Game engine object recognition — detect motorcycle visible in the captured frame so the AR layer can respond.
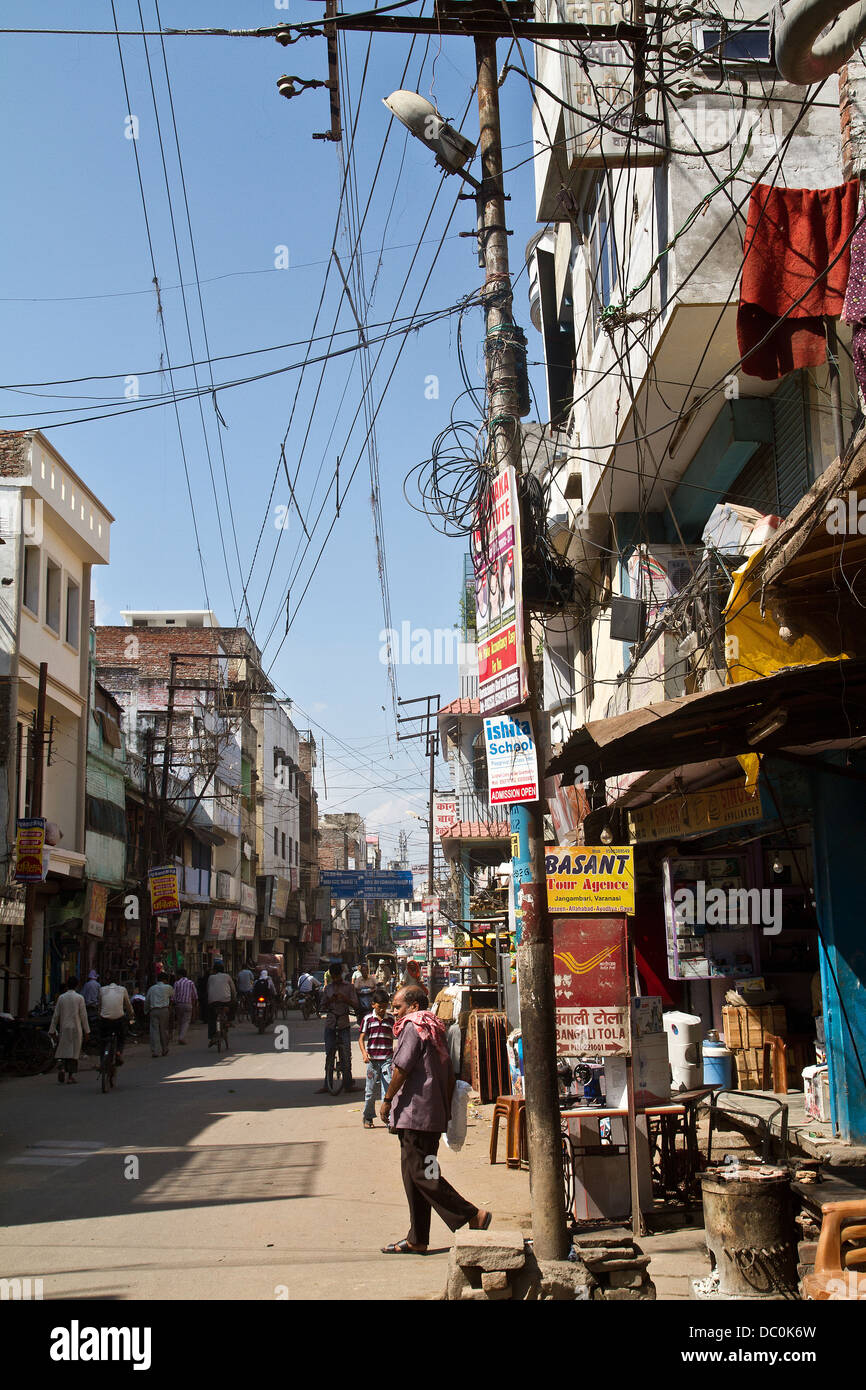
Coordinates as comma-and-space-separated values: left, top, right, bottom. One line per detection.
252, 989, 275, 1033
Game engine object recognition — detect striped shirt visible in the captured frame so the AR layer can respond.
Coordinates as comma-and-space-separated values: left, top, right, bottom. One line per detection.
174, 977, 197, 1007
360, 1011, 394, 1061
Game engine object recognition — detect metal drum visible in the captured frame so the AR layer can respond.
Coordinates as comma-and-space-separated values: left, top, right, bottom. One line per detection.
699, 1169, 798, 1299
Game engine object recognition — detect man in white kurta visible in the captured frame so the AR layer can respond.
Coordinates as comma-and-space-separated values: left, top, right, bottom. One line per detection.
50, 977, 90, 1083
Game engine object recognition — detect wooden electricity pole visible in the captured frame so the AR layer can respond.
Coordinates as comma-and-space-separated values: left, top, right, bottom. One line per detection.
19, 660, 48, 1016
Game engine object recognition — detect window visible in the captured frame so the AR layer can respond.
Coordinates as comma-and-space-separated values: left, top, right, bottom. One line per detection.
584, 176, 619, 339
701, 25, 770, 63
274, 826, 279, 857
295, 840, 299, 866
472, 731, 488, 795
281, 832, 286, 860
23, 546, 40, 614
65, 578, 80, 647
45, 558, 61, 633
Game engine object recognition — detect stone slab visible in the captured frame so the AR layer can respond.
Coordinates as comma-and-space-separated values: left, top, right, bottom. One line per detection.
453, 1228, 526, 1271
598, 1285, 657, 1301
585, 1253, 651, 1273
608, 1269, 649, 1289
481, 1270, 510, 1292
572, 1228, 635, 1249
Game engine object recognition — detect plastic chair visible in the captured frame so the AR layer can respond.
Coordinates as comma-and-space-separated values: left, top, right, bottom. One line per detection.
802, 1199, 866, 1300
489, 1096, 527, 1168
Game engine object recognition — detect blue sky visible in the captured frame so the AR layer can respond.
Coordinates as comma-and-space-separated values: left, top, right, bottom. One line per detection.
0, 1, 543, 860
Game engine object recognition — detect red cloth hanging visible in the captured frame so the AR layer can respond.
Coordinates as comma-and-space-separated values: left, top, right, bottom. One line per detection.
737, 180, 859, 380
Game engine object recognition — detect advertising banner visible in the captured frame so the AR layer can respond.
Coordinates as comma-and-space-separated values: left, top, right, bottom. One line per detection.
189, 908, 201, 937
14, 818, 48, 883
272, 877, 290, 917
473, 464, 528, 716
546, 846, 635, 915
85, 882, 109, 938
148, 865, 181, 915
483, 713, 538, 805
236, 912, 256, 941
553, 916, 630, 1055
433, 793, 458, 837
207, 908, 238, 940
628, 778, 763, 843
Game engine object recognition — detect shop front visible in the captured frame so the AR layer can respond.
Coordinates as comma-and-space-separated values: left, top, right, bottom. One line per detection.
548, 658, 866, 1143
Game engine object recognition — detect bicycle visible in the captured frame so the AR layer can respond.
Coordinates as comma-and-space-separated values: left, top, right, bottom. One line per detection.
214, 1006, 230, 1054
325, 1025, 351, 1095
98, 1030, 118, 1093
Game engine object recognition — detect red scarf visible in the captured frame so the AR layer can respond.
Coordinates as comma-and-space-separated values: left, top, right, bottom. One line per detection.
394, 1009, 450, 1063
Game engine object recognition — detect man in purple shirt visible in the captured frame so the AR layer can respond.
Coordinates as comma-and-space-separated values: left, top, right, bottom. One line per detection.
379, 985, 491, 1254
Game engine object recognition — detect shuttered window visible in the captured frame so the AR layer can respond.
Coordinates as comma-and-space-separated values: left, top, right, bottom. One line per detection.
725, 372, 812, 518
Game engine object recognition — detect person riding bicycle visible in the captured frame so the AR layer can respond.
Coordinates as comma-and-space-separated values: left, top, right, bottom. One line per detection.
237, 964, 254, 1015
97, 977, 135, 1065
297, 970, 320, 1009
315, 964, 359, 1094
206, 962, 237, 1047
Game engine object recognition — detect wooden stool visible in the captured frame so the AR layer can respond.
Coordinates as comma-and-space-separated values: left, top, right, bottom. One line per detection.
490, 1096, 527, 1168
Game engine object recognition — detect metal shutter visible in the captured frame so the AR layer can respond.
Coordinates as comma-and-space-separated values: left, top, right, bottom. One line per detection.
771, 372, 811, 516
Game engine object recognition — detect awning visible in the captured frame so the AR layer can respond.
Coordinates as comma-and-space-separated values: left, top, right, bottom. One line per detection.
547, 657, 866, 782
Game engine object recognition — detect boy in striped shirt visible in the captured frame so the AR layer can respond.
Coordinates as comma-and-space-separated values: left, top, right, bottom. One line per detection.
359, 990, 394, 1128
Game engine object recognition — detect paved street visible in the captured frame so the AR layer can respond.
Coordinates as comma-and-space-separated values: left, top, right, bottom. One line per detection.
0, 1015, 521, 1302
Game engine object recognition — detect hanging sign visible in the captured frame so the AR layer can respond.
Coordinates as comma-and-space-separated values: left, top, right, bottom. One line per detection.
148, 865, 181, 915
628, 778, 763, 843
14, 818, 49, 883
546, 846, 635, 915
434, 793, 458, 837
483, 713, 538, 805
86, 882, 109, 938
553, 916, 630, 1055
474, 464, 528, 716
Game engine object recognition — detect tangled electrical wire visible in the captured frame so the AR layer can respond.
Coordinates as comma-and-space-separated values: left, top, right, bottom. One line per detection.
403, 409, 492, 538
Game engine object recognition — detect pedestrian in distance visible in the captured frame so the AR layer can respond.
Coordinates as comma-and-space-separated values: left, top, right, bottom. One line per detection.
379, 985, 491, 1255
206, 961, 236, 1046
145, 976, 174, 1057
50, 977, 89, 1084
315, 963, 359, 1093
172, 968, 197, 1044
359, 988, 394, 1128
80, 969, 100, 1018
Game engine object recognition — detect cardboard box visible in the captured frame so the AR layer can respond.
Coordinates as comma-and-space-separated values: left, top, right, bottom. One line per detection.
723, 1004, 786, 1050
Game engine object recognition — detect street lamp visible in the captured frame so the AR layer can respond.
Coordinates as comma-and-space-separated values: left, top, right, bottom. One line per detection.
382, 90, 479, 185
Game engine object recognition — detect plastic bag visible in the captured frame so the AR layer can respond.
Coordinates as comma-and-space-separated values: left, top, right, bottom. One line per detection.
443, 1079, 471, 1152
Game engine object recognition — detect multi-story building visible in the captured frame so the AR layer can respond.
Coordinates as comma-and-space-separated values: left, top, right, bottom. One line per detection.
253, 696, 301, 975
318, 811, 367, 964
0, 430, 112, 1010
95, 612, 271, 978
525, 11, 866, 1137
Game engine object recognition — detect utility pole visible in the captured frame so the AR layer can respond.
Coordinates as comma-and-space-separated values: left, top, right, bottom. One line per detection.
18, 661, 48, 1016
473, 33, 569, 1262
396, 693, 440, 994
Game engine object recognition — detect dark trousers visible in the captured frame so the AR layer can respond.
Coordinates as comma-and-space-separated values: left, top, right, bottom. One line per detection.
398, 1129, 477, 1246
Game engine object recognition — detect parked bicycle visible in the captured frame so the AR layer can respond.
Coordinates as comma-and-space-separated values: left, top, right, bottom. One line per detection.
0, 1015, 55, 1076
98, 1028, 119, 1093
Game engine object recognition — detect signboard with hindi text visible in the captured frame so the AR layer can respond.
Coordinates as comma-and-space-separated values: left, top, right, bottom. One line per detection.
546, 846, 635, 915
148, 865, 181, 915
553, 916, 630, 1056
14, 818, 48, 883
628, 778, 763, 843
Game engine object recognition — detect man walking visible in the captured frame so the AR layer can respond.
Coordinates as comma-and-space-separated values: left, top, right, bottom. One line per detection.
172, 968, 197, 1044
379, 985, 490, 1255
145, 975, 174, 1057
50, 976, 90, 1084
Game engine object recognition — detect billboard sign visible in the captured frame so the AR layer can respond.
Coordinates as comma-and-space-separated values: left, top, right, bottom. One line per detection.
546, 846, 635, 915
473, 464, 528, 715
14, 818, 48, 883
483, 713, 538, 805
434, 793, 458, 837
319, 869, 413, 899
148, 865, 181, 915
